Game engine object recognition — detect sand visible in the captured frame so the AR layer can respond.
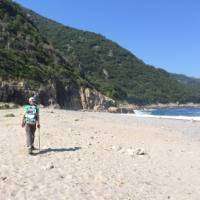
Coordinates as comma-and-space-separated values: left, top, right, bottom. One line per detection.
0, 108, 200, 200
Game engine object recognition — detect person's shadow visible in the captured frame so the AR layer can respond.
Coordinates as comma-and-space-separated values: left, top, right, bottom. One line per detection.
33, 147, 81, 155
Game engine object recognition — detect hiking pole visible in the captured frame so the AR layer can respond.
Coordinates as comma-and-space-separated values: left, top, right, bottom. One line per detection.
38, 127, 41, 152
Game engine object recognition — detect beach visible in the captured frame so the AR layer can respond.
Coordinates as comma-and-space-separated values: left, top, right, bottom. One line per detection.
0, 108, 200, 200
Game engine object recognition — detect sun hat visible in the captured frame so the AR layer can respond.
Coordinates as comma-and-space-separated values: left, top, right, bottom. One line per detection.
29, 97, 35, 102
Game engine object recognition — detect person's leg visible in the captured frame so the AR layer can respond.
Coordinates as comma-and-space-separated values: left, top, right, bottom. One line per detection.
30, 125, 36, 150
25, 124, 32, 154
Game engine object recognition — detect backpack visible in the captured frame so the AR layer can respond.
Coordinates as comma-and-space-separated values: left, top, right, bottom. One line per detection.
24, 105, 39, 125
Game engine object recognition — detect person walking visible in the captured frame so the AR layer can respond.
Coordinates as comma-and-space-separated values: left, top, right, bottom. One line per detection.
21, 97, 40, 154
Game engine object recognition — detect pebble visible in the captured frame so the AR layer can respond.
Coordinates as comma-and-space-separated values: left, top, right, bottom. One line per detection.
1, 176, 7, 181
66, 175, 73, 180
4, 113, 15, 117
111, 145, 117, 150
135, 148, 146, 155
126, 148, 134, 156
116, 146, 122, 151
118, 148, 126, 153
68, 128, 73, 132
112, 145, 123, 151
111, 146, 147, 156
126, 147, 147, 156
59, 175, 64, 179
42, 162, 54, 170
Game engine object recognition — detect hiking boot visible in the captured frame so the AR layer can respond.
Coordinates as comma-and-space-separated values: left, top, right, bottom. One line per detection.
31, 146, 36, 150
27, 147, 33, 155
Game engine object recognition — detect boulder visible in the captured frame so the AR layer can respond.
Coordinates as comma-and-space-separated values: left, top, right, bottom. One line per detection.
120, 107, 135, 113
79, 87, 115, 110
108, 107, 121, 113
108, 107, 135, 113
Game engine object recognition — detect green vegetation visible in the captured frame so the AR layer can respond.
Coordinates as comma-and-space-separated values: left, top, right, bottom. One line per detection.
0, 0, 83, 88
171, 74, 200, 92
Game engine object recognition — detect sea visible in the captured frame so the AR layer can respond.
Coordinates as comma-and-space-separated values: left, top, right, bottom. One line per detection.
134, 107, 200, 121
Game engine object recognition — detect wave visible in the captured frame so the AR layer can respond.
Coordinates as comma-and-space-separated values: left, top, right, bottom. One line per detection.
134, 110, 200, 121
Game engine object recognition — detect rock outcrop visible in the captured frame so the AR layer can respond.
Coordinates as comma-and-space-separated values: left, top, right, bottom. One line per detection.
0, 80, 33, 105
80, 87, 115, 110
108, 106, 135, 114
0, 79, 115, 110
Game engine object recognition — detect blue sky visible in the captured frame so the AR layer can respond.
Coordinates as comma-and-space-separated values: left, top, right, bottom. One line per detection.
15, 0, 200, 77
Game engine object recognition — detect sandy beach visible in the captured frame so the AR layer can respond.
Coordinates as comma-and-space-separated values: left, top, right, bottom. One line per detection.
0, 108, 200, 200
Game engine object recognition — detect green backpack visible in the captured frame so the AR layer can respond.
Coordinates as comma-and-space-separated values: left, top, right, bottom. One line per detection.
24, 105, 39, 125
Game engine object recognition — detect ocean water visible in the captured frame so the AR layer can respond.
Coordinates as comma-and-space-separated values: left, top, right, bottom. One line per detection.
134, 107, 200, 121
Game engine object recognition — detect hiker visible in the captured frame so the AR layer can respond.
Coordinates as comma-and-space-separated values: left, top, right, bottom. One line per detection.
21, 97, 40, 154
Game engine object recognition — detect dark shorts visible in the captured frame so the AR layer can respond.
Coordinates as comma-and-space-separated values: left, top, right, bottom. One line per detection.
25, 124, 36, 147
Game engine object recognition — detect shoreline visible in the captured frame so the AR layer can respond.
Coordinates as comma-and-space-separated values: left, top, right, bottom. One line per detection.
1, 102, 200, 121
133, 112, 200, 121
135, 103, 200, 110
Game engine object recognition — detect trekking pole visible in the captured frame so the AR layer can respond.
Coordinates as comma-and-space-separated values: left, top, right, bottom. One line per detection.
38, 127, 41, 152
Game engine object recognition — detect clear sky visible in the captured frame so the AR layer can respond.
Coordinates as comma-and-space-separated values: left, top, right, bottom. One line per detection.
15, 0, 200, 78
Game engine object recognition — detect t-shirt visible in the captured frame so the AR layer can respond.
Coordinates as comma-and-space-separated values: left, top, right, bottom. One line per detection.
24, 104, 39, 124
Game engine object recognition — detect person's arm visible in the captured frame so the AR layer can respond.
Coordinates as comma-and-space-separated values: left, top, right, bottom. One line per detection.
21, 113, 25, 127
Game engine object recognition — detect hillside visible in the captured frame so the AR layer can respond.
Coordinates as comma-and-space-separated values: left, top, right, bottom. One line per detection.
24, 8, 200, 104
171, 74, 200, 92
0, 0, 80, 83
0, 0, 114, 109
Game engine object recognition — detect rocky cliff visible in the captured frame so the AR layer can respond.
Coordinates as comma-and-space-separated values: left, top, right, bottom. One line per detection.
0, 79, 115, 110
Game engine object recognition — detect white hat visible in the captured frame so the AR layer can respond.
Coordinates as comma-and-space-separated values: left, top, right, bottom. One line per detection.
29, 97, 35, 102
